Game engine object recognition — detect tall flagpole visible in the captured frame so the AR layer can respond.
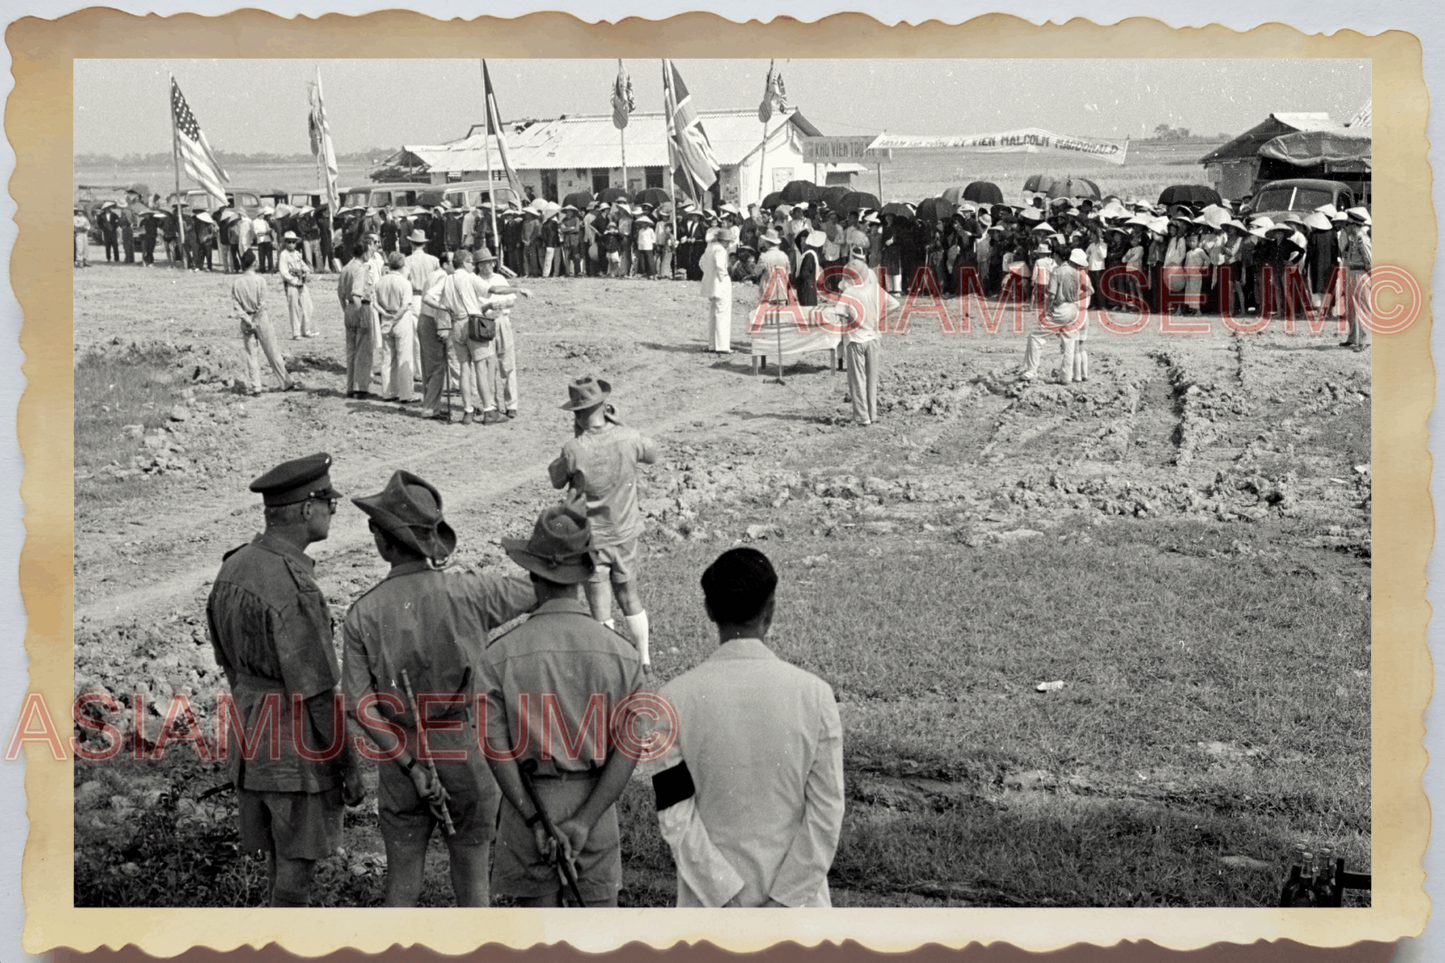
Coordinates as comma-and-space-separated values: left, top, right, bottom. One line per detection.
661, 60, 680, 249
620, 123, 628, 196
168, 74, 187, 270
757, 116, 770, 209
757, 59, 774, 207
482, 61, 500, 253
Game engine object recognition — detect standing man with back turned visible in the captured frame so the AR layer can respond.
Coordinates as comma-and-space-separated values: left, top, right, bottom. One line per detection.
642, 547, 844, 907
207, 453, 364, 907
548, 376, 660, 669
341, 470, 537, 907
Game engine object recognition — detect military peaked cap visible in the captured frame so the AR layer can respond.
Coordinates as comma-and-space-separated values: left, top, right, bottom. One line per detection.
249, 452, 339, 507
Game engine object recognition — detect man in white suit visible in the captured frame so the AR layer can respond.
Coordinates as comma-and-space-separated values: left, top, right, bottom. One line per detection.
699, 226, 734, 354
643, 548, 844, 907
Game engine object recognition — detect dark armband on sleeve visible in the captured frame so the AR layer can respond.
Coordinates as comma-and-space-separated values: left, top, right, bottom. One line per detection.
652, 761, 696, 812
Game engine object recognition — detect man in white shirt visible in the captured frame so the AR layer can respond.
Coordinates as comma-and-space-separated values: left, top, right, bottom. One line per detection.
821, 245, 898, 426
441, 248, 513, 426
643, 548, 844, 907
474, 249, 531, 418
699, 227, 733, 354
277, 231, 315, 339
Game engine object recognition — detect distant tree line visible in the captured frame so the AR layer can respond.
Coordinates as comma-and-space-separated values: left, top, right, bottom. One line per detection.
75, 149, 390, 167
1138, 124, 1230, 145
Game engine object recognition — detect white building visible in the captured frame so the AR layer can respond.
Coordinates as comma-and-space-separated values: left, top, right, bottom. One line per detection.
375, 108, 864, 210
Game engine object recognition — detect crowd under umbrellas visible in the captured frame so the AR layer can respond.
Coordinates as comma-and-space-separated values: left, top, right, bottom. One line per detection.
75, 166, 1373, 420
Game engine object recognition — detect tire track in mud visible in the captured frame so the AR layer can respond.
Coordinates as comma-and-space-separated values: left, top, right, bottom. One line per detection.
76, 343, 789, 627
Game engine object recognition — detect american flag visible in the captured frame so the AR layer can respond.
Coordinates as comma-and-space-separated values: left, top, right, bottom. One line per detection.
170, 77, 229, 205
611, 59, 634, 130
308, 67, 340, 214
663, 60, 719, 199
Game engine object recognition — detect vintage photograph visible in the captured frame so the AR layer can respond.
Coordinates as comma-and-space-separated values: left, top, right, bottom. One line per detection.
70, 56, 1373, 911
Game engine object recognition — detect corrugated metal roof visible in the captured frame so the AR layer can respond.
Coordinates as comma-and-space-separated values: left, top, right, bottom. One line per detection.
1199, 113, 1335, 164
399, 109, 822, 173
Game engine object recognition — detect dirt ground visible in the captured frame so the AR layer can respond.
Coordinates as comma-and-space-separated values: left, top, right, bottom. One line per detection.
72, 260, 1371, 907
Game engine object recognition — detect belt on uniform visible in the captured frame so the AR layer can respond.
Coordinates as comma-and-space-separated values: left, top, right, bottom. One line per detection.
531, 768, 602, 782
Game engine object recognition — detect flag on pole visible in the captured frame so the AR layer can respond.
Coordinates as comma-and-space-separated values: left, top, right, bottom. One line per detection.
611, 59, 635, 130
663, 59, 719, 197
483, 60, 523, 198
758, 59, 788, 124
307, 67, 340, 214
170, 77, 230, 205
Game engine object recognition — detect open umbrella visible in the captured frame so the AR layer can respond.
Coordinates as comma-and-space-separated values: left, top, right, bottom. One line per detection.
819, 185, 852, 210
1157, 184, 1222, 208
562, 190, 593, 210
598, 187, 630, 205
837, 191, 881, 215
761, 191, 784, 210
881, 202, 914, 219
1022, 173, 1059, 195
779, 179, 820, 204
1045, 176, 1102, 200
634, 188, 672, 208
914, 197, 957, 222
962, 181, 1004, 205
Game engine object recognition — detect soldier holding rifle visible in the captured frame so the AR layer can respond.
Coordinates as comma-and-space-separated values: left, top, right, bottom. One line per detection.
341, 470, 536, 907
480, 500, 647, 907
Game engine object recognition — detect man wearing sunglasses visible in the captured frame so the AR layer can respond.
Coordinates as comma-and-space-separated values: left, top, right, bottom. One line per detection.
206, 452, 365, 907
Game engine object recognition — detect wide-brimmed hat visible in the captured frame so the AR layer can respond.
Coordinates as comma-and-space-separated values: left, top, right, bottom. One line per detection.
805, 230, 826, 248
1304, 211, 1333, 232
560, 375, 611, 412
636, 215, 654, 226
352, 470, 457, 563
407, 228, 428, 243
195, 211, 215, 224
502, 499, 594, 584
1345, 206, 1371, 225
759, 230, 782, 246
1068, 248, 1088, 268
281, 230, 299, 241
475, 247, 497, 263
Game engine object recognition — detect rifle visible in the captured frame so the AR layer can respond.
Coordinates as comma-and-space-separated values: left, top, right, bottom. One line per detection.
400, 669, 455, 836
518, 759, 586, 906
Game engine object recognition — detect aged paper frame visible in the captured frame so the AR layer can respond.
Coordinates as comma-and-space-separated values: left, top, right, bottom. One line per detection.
11, 9, 1431, 956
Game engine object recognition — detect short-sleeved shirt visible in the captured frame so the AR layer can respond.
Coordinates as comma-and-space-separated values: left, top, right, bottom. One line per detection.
405, 249, 440, 294
341, 560, 535, 759
548, 423, 659, 545
231, 273, 266, 319
207, 533, 341, 794
757, 249, 791, 302
373, 272, 413, 323
478, 597, 646, 777
336, 257, 371, 304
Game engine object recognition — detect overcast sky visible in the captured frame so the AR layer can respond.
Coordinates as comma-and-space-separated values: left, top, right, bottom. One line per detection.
74, 59, 1370, 157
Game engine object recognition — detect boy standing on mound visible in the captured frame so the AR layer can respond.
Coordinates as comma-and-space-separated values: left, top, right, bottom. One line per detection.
548, 376, 660, 670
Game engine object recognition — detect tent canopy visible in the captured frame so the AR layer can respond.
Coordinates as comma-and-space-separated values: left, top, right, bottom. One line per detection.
1258, 126, 1372, 172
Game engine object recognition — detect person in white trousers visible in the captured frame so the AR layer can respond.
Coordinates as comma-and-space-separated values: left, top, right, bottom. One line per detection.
699, 227, 733, 354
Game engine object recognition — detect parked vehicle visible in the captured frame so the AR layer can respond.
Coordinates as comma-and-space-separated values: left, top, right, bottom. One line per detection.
174, 188, 267, 219
416, 180, 520, 211
1248, 178, 1359, 221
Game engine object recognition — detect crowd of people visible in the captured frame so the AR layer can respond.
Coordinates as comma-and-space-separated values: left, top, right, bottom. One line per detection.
206, 374, 843, 909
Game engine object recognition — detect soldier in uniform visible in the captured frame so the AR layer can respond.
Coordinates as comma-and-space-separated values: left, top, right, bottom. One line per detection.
206, 453, 364, 907
480, 500, 646, 907
341, 470, 536, 906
